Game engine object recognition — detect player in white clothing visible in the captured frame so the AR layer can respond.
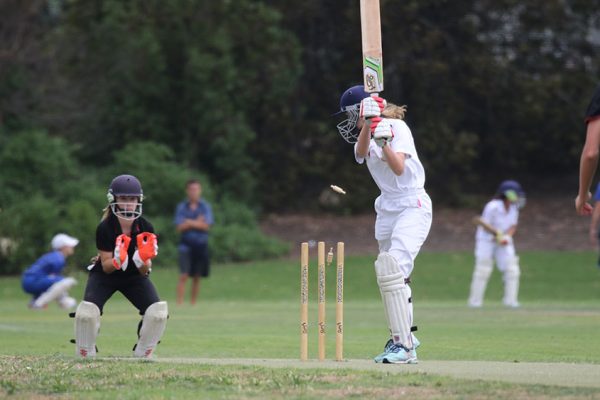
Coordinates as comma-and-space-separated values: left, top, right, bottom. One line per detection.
336, 85, 432, 364
468, 180, 526, 308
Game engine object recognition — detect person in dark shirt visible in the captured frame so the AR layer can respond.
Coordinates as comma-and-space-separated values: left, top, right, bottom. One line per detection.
21, 233, 79, 309
174, 179, 214, 305
73, 174, 167, 358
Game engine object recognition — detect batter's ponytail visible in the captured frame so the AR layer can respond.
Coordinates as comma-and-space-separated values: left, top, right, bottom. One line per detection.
382, 103, 407, 120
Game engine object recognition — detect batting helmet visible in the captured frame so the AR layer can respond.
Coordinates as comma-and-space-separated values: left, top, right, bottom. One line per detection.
107, 174, 144, 220
338, 85, 369, 112
335, 85, 370, 143
496, 180, 526, 208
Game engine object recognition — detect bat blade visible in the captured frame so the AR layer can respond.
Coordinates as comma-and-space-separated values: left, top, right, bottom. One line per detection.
360, 0, 383, 93
472, 217, 499, 236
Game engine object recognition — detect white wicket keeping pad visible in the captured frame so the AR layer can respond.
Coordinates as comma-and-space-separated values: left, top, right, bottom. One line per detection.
375, 252, 413, 349
134, 301, 168, 358
75, 301, 100, 358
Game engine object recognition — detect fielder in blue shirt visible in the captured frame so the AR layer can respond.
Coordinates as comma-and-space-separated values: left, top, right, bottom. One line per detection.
21, 233, 79, 309
174, 179, 214, 305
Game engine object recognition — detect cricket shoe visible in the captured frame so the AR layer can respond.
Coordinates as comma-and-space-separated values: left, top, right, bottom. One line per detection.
503, 301, 520, 309
373, 339, 394, 363
382, 343, 418, 364
374, 335, 420, 363
28, 300, 47, 310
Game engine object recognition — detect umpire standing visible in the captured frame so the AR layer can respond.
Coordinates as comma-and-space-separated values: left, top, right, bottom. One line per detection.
174, 179, 214, 305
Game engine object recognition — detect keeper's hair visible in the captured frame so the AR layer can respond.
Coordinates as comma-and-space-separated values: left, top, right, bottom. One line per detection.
381, 103, 407, 120
100, 206, 112, 221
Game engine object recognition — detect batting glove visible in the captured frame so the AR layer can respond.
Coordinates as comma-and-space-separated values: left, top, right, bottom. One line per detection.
371, 118, 393, 147
495, 233, 510, 246
359, 96, 387, 119
113, 234, 131, 270
133, 232, 158, 269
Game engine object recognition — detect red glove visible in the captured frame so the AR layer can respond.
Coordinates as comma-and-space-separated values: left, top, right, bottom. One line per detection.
112, 234, 131, 270
133, 232, 158, 268
370, 116, 382, 132
371, 118, 393, 147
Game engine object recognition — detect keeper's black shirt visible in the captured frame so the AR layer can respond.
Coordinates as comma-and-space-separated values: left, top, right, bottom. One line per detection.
92, 213, 155, 277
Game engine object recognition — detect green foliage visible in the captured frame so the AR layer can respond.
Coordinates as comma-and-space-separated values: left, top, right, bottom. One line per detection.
6, 0, 600, 210
0, 135, 287, 274
41, 0, 301, 205
0, 130, 77, 205
106, 141, 205, 217
209, 199, 289, 262
62, 199, 102, 270
210, 223, 289, 263
0, 131, 101, 273
0, 195, 61, 274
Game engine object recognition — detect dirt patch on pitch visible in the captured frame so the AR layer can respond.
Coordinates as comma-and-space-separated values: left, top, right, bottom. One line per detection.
150, 358, 600, 389
260, 195, 594, 256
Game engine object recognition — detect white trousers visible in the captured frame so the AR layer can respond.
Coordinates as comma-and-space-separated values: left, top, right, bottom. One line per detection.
475, 237, 516, 271
374, 191, 432, 342
469, 237, 521, 307
375, 192, 432, 277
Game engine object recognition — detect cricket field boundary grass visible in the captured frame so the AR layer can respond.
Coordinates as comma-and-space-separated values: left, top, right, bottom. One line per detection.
2, 251, 600, 397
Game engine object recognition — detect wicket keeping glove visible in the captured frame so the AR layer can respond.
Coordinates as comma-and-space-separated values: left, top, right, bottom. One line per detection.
113, 234, 131, 270
133, 232, 158, 269
359, 96, 386, 119
371, 118, 393, 147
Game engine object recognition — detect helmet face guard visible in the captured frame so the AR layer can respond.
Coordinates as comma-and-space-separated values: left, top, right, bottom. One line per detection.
336, 105, 361, 143
335, 85, 369, 144
110, 201, 143, 220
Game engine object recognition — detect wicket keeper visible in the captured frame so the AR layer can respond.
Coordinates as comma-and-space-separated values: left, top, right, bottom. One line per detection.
74, 174, 167, 358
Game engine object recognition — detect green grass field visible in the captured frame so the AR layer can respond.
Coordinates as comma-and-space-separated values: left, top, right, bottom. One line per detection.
2, 250, 600, 398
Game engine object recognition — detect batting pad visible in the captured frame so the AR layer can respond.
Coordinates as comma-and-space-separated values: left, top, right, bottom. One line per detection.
468, 258, 493, 307
33, 277, 77, 308
375, 252, 413, 349
503, 257, 521, 307
74, 301, 100, 358
134, 301, 168, 358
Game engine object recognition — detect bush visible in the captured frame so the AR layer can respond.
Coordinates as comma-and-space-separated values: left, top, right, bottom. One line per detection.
146, 215, 179, 269
106, 141, 213, 216
0, 136, 289, 274
209, 199, 289, 262
0, 196, 61, 274
0, 130, 78, 205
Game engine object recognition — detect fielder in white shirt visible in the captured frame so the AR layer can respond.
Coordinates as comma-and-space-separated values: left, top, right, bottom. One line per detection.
468, 180, 526, 308
336, 85, 432, 364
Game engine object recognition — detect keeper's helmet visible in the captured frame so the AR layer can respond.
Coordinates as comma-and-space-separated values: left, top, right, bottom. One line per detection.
335, 85, 370, 143
107, 174, 144, 220
496, 180, 526, 208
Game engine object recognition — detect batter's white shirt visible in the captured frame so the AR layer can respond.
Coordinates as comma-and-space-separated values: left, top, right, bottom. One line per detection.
354, 118, 425, 196
476, 199, 519, 242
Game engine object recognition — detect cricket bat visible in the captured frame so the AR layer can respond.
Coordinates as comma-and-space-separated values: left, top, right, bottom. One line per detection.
472, 216, 499, 236
360, 0, 384, 94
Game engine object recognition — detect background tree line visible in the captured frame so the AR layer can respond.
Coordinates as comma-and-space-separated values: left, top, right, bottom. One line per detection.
1, 0, 599, 273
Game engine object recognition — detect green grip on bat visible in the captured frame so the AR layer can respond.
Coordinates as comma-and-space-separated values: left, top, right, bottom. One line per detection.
363, 56, 384, 93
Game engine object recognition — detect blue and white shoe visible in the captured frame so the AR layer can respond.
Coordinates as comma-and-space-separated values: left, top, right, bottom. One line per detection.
374, 335, 420, 364
373, 339, 394, 363
382, 343, 418, 364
